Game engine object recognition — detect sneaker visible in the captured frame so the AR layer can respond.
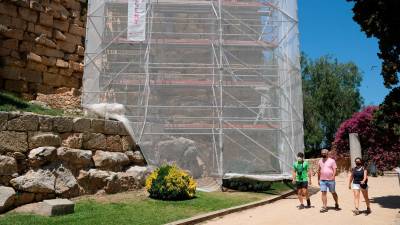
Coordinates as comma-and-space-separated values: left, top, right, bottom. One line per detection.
298, 204, 305, 210
335, 203, 340, 210
352, 208, 360, 215
320, 207, 328, 213
365, 207, 371, 214
306, 199, 311, 207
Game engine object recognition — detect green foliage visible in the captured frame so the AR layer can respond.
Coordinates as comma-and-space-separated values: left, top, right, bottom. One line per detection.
0, 92, 63, 116
373, 87, 400, 136
145, 164, 197, 200
301, 54, 363, 157
347, 0, 400, 88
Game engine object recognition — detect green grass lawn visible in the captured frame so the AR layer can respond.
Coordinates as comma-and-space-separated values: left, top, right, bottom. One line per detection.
0, 182, 294, 225
0, 92, 63, 116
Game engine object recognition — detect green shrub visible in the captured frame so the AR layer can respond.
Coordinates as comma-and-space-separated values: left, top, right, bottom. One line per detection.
222, 178, 272, 192
145, 164, 196, 200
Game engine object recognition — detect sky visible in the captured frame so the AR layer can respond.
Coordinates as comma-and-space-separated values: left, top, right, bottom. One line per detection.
298, 0, 390, 106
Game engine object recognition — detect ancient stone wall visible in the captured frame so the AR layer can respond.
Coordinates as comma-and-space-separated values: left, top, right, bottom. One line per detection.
0, 0, 86, 101
0, 111, 149, 213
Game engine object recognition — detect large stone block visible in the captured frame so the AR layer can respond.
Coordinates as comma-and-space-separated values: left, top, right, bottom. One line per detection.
93, 150, 130, 172
2, 28, 24, 40
27, 61, 47, 72
91, 119, 105, 133
106, 135, 123, 152
10, 169, 56, 193
57, 147, 92, 173
53, 19, 69, 32
64, 33, 81, 45
34, 44, 64, 58
77, 169, 115, 194
72, 118, 91, 132
19, 7, 38, 23
0, 155, 18, 176
83, 133, 106, 150
54, 29, 66, 40
60, 133, 83, 149
28, 146, 57, 167
39, 13, 53, 27
35, 34, 57, 49
21, 69, 43, 83
34, 25, 53, 38
0, 112, 7, 131
0, 3, 17, 17
39, 116, 53, 131
0, 131, 28, 153
4, 80, 28, 92
104, 120, 120, 135
7, 114, 39, 131
0, 66, 22, 80
57, 40, 75, 53
54, 166, 79, 197
0, 186, 16, 213
53, 117, 73, 133
69, 24, 85, 37
29, 132, 61, 149
11, 17, 27, 31
2, 39, 19, 50
43, 72, 62, 86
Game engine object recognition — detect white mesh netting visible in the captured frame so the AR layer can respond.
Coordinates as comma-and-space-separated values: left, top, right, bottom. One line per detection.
83, 0, 303, 187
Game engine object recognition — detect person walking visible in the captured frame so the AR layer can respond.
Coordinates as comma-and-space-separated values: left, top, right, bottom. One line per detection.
318, 149, 340, 213
292, 152, 312, 209
348, 157, 371, 215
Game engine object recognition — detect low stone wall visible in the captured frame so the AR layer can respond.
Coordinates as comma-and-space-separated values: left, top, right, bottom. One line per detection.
0, 111, 150, 213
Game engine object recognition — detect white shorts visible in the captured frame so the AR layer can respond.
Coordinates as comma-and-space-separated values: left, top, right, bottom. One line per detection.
352, 183, 368, 190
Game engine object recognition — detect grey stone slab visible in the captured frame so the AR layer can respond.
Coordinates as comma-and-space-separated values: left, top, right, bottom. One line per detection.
41, 199, 74, 216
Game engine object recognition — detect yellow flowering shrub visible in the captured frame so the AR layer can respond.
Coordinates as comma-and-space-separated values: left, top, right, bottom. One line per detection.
145, 164, 196, 200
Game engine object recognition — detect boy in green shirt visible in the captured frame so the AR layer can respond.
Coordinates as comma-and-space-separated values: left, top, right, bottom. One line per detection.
292, 152, 312, 209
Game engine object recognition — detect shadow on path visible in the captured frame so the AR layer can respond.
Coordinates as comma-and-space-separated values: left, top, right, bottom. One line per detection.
371, 196, 400, 209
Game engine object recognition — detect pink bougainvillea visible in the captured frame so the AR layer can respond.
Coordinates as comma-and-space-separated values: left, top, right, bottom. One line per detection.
333, 106, 400, 171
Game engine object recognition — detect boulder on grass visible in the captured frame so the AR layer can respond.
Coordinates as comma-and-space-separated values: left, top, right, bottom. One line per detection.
93, 150, 129, 172
10, 169, 56, 193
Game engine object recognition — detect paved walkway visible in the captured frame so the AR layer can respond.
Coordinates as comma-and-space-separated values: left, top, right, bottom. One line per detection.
203, 174, 400, 225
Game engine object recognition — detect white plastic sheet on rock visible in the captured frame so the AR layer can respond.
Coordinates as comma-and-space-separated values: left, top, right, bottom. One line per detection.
83, 0, 303, 186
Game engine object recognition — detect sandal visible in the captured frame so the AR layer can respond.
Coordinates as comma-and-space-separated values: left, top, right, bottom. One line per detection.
298, 204, 305, 210
365, 207, 371, 214
352, 208, 360, 215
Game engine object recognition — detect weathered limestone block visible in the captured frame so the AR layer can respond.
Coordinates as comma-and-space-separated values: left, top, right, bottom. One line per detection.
82, 133, 106, 150
106, 135, 123, 152
21, 69, 43, 83
0, 2, 18, 17
72, 117, 91, 132
34, 24, 53, 38
28, 146, 57, 167
53, 19, 69, 32
0, 112, 7, 131
29, 132, 61, 149
0, 186, 16, 213
54, 29, 66, 40
27, 61, 47, 72
1, 28, 24, 40
7, 114, 39, 131
54, 166, 79, 197
69, 23, 85, 36
4, 80, 28, 92
0, 131, 28, 153
11, 17, 27, 30
0, 66, 22, 80
104, 120, 120, 135
93, 150, 130, 172
19, 7, 38, 23
35, 34, 57, 48
77, 169, 115, 194
57, 147, 92, 171
125, 151, 146, 166
126, 166, 153, 186
39, 116, 53, 132
41, 199, 75, 216
53, 117, 73, 132
43, 72, 62, 86
34, 44, 64, 58
39, 12, 53, 27
64, 33, 81, 45
3, 57, 26, 68
10, 169, 56, 193
57, 40, 75, 53
56, 59, 69, 68
2, 39, 19, 50
0, 155, 18, 176
91, 119, 105, 133
60, 133, 83, 149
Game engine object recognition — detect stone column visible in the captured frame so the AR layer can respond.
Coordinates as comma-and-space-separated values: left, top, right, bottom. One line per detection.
349, 133, 362, 168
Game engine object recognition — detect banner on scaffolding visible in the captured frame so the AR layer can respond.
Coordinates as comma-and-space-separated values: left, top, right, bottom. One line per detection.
127, 0, 147, 41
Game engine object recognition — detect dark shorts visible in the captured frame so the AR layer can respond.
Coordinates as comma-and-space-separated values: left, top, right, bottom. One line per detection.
296, 181, 308, 189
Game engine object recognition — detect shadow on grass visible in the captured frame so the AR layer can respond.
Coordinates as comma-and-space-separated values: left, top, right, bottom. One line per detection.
371, 196, 400, 209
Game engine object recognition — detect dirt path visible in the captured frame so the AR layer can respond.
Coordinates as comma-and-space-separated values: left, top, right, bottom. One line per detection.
203, 174, 400, 225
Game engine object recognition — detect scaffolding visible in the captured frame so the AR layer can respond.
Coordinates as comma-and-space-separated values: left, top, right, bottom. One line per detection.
83, 0, 303, 188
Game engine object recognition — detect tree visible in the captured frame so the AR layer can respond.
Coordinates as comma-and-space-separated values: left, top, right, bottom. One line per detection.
302, 54, 363, 157
347, 0, 400, 88
334, 104, 400, 171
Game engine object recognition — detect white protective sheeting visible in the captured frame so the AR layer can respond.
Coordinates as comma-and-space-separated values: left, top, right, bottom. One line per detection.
83, 0, 303, 186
